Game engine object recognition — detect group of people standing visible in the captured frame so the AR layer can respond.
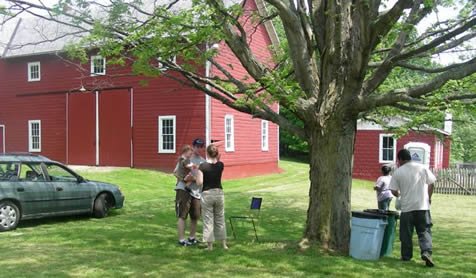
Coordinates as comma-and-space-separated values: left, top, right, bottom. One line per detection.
374, 149, 436, 267
173, 138, 228, 251
172, 141, 437, 264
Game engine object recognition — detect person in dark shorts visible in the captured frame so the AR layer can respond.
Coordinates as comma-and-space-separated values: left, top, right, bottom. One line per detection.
174, 139, 205, 246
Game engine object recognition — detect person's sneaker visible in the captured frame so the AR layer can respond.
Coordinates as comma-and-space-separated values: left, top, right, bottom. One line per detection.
178, 240, 192, 247
421, 252, 435, 267
188, 237, 200, 245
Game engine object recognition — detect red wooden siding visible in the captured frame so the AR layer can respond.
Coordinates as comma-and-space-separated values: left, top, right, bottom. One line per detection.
0, 55, 78, 161
443, 137, 451, 168
209, 0, 280, 177
353, 130, 449, 181
4, 94, 66, 162
68, 93, 96, 165
0, 52, 207, 170
131, 79, 206, 171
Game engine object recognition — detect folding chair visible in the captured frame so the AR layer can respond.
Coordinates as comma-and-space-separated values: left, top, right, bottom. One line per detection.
229, 197, 262, 241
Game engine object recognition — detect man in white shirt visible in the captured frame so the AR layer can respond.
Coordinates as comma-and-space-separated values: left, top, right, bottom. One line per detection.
390, 149, 436, 267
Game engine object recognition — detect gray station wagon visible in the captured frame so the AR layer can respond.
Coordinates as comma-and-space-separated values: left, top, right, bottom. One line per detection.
0, 153, 125, 231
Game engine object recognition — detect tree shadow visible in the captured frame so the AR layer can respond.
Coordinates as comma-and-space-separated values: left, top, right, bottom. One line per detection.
1, 187, 475, 277
17, 210, 123, 229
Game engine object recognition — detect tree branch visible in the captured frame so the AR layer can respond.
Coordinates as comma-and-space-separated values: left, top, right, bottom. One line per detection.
391, 103, 430, 112
368, 60, 471, 73
361, 57, 476, 109
309, 0, 326, 55
265, 0, 320, 99
396, 17, 476, 61
363, 0, 430, 95
427, 32, 476, 57
372, 16, 473, 54
369, 0, 414, 51
176, 68, 307, 139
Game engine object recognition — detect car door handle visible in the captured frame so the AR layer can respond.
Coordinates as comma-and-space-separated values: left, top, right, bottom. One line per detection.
17, 187, 25, 192
56, 187, 63, 192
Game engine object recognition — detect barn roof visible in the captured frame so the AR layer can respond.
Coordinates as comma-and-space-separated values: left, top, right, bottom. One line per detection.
1, 17, 85, 58
0, 0, 278, 58
0, 17, 20, 56
357, 118, 450, 136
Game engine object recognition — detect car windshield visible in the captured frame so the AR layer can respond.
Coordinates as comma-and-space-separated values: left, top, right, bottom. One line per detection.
0, 162, 20, 181
46, 163, 78, 182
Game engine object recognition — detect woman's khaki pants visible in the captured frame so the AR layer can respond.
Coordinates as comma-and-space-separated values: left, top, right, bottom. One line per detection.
201, 189, 226, 242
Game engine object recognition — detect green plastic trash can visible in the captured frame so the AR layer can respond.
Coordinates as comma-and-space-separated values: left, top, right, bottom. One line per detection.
364, 209, 400, 257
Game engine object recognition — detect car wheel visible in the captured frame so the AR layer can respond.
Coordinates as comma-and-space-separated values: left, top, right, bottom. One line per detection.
93, 193, 110, 218
0, 201, 20, 232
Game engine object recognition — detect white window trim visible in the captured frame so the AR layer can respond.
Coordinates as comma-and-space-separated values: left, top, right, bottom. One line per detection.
379, 133, 396, 163
158, 115, 176, 154
0, 124, 5, 153
225, 115, 235, 152
261, 120, 269, 151
27, 62, 41, 82
28, 120, 41, 153
90, 55, 106, 76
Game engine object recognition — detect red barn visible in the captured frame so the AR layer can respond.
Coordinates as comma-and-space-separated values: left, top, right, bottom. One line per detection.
0, 0, 280, 179
353, 119, 451, 181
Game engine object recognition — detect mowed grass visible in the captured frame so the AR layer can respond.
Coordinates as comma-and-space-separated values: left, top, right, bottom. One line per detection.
1, 160, 475, 277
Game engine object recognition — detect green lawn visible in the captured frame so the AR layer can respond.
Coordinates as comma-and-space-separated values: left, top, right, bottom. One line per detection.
1, 160, 475, 277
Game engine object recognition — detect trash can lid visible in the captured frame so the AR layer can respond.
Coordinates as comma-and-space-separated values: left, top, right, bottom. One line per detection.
352, 211, 388, 220
364, 209, 400, 216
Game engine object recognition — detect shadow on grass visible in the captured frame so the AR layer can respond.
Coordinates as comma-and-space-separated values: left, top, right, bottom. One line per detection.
17, 210, 123, 229
1, 165, 475, 277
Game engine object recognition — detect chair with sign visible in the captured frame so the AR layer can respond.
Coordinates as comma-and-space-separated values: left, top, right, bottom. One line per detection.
229, 197, 263, 241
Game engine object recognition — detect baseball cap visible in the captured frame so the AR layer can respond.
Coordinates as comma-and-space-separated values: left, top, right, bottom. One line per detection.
192, 138, 205, 147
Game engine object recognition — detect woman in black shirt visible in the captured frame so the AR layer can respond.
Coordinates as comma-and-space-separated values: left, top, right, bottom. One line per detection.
196, 144, 228, 251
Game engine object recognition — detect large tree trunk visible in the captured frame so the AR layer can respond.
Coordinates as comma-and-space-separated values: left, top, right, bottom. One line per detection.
303, 116, 357, 253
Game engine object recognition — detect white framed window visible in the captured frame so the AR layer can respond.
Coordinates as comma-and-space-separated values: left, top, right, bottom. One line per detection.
28, 120, 41, 152
158, 115, 176, 153
158, 55, 177, 71
225, 115, 235, 152
379, 134, 396, 163
261, 120, 269, 151
91, 55, 106, 76
28, 62, 41, 82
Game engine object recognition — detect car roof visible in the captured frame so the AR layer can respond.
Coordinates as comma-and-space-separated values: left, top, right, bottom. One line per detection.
0, 153, 53, 163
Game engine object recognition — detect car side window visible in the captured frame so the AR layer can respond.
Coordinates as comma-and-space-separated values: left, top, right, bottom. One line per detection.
0, 162, 20, 181
46, 164, 77, 182
18, 163, 46, 182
